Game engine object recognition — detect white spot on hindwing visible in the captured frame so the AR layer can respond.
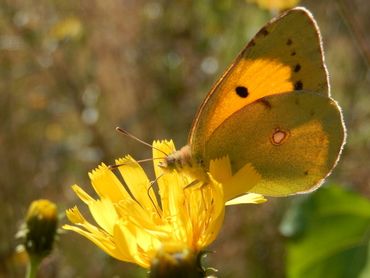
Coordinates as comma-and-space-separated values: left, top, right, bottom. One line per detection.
270, 128, 290, 145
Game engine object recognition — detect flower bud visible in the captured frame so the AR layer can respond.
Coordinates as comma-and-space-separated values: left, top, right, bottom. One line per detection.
23, 199, 58, 259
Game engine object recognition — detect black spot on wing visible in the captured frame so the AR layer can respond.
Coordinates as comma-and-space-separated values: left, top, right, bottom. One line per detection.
294, 80, 303, 90
235, 86, 249, 98
294, 64, 301, 72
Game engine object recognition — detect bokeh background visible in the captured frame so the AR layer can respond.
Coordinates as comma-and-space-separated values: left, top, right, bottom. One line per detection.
1, 0, 369, 277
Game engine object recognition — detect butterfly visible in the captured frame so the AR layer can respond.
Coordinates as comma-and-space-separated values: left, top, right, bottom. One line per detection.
161, 7, 346, 200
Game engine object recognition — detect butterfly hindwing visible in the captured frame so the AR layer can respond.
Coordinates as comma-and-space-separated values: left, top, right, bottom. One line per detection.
203, 91, 345, 196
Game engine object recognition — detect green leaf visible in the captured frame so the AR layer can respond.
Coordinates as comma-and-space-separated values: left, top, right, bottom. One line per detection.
281, 184, 370, 278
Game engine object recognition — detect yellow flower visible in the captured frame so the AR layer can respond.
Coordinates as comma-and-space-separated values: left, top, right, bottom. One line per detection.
49, 17, 83, 41
63, 140, 266, 270
63, 140, 224, 269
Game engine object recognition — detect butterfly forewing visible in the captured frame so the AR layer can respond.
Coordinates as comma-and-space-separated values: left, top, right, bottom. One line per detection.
190, 7, 329, 156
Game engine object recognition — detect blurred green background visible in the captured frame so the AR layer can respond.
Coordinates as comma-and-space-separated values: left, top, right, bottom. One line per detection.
1, 0, 369, 277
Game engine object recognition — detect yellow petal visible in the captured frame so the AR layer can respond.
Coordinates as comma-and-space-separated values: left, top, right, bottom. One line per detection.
183, 175, 224, 249
89, 163, 131, 202
71, 184, 94, 204
65, 206, 85, 224
222, 163, 262, 202
115, 156, 159, 213
63, 224, 129, 262
115, 197, 167, 235
225, 193, 267, 206
71, 185, 119, 235
65, 207, 111, 238
209, 156, 232, 183
113, 222, 155, 268
88, 198, 118, 235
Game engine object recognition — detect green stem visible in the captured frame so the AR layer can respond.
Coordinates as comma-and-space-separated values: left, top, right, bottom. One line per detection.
26, 256, 41, 278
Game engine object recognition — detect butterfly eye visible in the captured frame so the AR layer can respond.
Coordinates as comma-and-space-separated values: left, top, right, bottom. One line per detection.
195, 156, 204, 166
166, 156, 176, 165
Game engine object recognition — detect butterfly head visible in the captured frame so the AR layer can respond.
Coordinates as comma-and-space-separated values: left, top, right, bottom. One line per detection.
159, 145, 192, 170
159, 145, 209, 183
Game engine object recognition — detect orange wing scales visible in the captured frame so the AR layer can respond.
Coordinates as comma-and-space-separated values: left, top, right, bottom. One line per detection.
189, 8, 329, 157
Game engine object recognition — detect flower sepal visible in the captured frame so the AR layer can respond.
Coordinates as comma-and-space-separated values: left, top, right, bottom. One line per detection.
149, 247, 208, 278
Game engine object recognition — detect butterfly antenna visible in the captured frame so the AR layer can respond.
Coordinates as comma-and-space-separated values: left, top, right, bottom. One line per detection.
116, 127, 169, 157
108, 157, 166, 170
